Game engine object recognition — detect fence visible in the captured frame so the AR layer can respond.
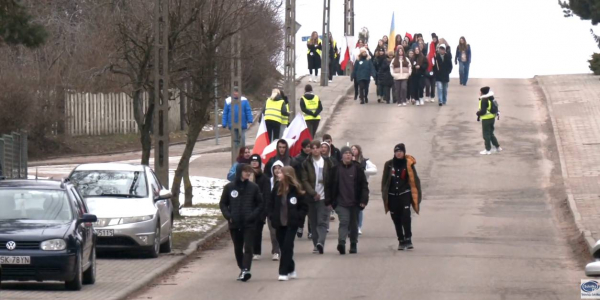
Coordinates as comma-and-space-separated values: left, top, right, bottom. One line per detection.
65, 90, 187, 136
0, 132, 28, 179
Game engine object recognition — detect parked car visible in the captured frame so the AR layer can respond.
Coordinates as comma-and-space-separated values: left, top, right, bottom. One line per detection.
0, 179, 97, 291
69, 163, 173, 258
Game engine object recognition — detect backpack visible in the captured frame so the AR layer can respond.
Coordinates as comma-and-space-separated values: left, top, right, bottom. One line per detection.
489, 97, 499, 119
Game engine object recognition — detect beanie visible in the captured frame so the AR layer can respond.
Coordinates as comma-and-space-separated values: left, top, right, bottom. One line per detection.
340, 146, 352, 155
394, 143, 406, 153
480, 86, 490, 95
250, 154, 262, 168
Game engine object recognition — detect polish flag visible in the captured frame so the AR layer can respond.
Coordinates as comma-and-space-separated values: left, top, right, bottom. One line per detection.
281, 113, 312, 157
252, 116, 270, 156
261, 138, 296, 162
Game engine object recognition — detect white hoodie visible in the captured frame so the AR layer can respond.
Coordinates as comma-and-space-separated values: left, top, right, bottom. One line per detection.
270, 160, 285, 191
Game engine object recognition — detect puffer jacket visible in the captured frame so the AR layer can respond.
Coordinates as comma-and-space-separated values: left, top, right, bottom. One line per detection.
381, 155, 421, 214
351, 56, 376, 82
219, 164, 263, 229
390, 56, 412, 80
377, 57, 394, 87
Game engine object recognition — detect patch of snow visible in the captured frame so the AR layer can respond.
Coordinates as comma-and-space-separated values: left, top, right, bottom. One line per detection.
180, 207, 220, 217
173, 216, 219, 233
168, 176, 228, 206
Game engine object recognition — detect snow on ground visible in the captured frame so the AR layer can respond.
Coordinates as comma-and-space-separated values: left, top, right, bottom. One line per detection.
168, 175, 229, 206
180, 207, 221, 217
173, 214, 220, 233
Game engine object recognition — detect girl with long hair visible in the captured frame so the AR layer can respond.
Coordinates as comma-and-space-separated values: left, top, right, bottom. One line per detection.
411, 47, 428, 105
307, 31, 322, 83
455, 36, 471, 86
391, 47, 411, 106
268, 166, 308, 281
351, 145, 377, 235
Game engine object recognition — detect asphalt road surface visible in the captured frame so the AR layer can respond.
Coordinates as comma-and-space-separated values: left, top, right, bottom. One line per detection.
130, 79, 588, 300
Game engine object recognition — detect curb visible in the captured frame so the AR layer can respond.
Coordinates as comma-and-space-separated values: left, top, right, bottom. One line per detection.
107, 220, 229, 300
535, 76, 596, 254
314, 82, 355, 139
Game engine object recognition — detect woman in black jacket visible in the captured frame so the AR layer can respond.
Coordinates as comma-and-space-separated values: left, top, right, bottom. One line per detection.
378, 50, 394, 104
410, 47, 428, 106
249, 155, 274, 261
268, 166, 308, 281
220, 163, 263, 282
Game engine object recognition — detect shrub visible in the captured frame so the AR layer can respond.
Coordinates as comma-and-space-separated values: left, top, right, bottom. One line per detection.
590, 53, 600, 75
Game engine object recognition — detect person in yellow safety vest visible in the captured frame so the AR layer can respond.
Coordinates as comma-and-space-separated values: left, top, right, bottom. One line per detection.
327, 32, 338, 82
307, 31, 322, 83
476, 86, 502, 155
280, 91, 290, 128
262, 89, 290, 142
300, 84, 323, 139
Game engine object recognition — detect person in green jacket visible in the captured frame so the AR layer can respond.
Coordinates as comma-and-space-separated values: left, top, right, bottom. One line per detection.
476, 86, 502, 155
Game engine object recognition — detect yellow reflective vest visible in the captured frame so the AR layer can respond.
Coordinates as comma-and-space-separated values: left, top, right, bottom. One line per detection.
281, 103, 290, 125
307, 38, 322, 57
265, 98, 285, 123
302, 95, 321, 121
479, 99, 496, 120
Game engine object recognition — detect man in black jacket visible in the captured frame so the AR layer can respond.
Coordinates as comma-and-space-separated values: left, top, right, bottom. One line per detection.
322, 134, 341, 164
294, 139, 312, 238
264, 139, 295, 178
220, 164, 263, 282
433, 44, 453, 106
249, 155, 274, 260
326, 146, 369, 255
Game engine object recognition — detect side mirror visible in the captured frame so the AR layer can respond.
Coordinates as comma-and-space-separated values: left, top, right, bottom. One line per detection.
586, 240, 600, 276
78, 213, 97, 225
155, 189, 172, 201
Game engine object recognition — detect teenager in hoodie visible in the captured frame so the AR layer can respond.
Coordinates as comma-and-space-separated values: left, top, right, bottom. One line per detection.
455, 36, 472, 86
268, 166, 308, 281
381, 143, 421, 251
391, 47, 411, 106
351, 145, 377, 235
476, 86, 502, 155
294, 139, 312, 239
351, 47, 376, 105
300, 84, 323, 138
433, 44, 453, 106
322, 134, 341, 164
351, 39, 365, 100
327, 146, 369, 255
219, 164, 263, 281
249, 155, 274, 261
264, 139, 295, 178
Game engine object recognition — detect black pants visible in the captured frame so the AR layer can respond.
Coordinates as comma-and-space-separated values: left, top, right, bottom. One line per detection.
389, 193, 412, 241
306, 119, 320, 139
329, 59, 335, 81
382, 84, 392, 103
265, 120, 281, 141
409, 76, 421, 100
354, 79, 359, 99
275, 225, 298, 276
253, 221, 265, 255
359, 80, 370, 102
230, 228, 255, 270
425, 76, 435, 98
482, 118, 500, 151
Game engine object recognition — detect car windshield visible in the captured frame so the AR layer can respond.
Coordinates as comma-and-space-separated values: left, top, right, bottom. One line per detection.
0, 189, 73, 221
70, 170, 148, 198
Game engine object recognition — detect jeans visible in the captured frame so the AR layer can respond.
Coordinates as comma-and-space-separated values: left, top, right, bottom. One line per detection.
275, 225, 297, 276
394, 80, 408, 104
233, 128, 247, 149
358, 210, 363, 229
230, 228, 255, 270
308, 200, 330, 247
335, 206, 360, 245
436, 81, 449, 104
459, 62, 470, 85
482, 118, 500, 151
389, 194, 412, 241
376, 83, 385, 99
382, 84, 392, 103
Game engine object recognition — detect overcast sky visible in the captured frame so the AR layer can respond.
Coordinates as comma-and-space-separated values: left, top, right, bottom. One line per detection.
291, 0, 599, 78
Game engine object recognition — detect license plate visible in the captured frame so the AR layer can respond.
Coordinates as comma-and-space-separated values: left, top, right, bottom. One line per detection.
0, 256, 31, 265
96, 229, 114, 237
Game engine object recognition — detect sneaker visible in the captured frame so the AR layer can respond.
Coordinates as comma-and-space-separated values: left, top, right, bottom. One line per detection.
420, 99, 425, 105
416, 102, 421, 106
438, 103, 442, 106
405, 238, 414, 250
312, 247, 318, 254
278, 275, 289, 281
495, 146, 503, 153
354, 95, 358, 101
237, 269, 244, 281
397, 103, 402, 107
377, 98, 381, 103
480, 150, 491, 155
398, 241, 405, 251
358, 228, 363, 235
328, 80, 332, 83
253, 255, 261, 261
241, 269, 252, 282
297, 228, 303, 238
272, 253, 280, 261
349, 243, 358, 254
403, 103, 407, 106
337, 244, 346, 255
288, 271, 298, 279
317, 243, 324, 254
360, 100, 365, 105
365, 98, 369, 103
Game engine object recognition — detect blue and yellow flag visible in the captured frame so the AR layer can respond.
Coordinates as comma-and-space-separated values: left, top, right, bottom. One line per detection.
388, 12, 396, 52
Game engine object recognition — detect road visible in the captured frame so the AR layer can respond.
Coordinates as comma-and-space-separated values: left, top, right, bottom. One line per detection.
128, 78, 589, 300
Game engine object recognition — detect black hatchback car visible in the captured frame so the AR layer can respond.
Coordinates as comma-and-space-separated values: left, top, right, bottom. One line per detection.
0, 179, 97, 290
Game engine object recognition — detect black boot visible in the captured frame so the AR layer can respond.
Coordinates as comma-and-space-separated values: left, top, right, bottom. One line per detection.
337, 244, 346, 255
350, 243, 357, 254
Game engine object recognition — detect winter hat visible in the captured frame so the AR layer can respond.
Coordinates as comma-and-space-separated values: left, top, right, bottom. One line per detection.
394, 143, 406, 153
250, 154, 262, 168
480, 86, 490, 95
438, 44, 446, 50
340, 146, 352, 155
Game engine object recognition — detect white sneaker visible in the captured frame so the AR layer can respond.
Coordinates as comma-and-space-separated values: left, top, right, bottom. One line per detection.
328, 80, 332, 83
495, 147, 503, 152
480, 150, 491, 155
272, 253, 280, 261
397, 103, 402, 107
253, 255, 261, 261
420, 99, 425, 105
278, 275, 289, 281
288, 271, 298, 279
358, 228, 363, 235
403, 103, 407, 106
416, 102, 421, 106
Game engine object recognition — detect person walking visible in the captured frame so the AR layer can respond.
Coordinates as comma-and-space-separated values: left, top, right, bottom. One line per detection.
263, 89, 289, 141
351, 48, 376, 105
351, 145, 377, 235
455, 36, 472, 86
249, 155, 273, 261
322, 134, 341, 164
268, 161, 285, 260
294, 139, 312, 239
264, 139, 296, 178
219, 163, 263, 281
227, 147, 252, 181
411, 47, 428, 106
301, 140, 334, 254
328, 32, 338, 83
381, 143, 421, 251
351, 39, 365, 101
268, 166, 308, 281
222, 87, 253, 149
300, 84, 323, 138
327, 147, 369, 255
407, 49, 416, 105
382, 35, 389, 51
391, 47, 411, 106
424, 34, 439, 103
378, 50, 395, 104
307, 31, 322, 83
477, 86, 502, 155
433, 44, 453, 106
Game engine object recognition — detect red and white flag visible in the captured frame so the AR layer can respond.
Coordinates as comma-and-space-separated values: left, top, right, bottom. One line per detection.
260, 138, 296, 162
260, 114, 312, 161
252, 116, 270, 156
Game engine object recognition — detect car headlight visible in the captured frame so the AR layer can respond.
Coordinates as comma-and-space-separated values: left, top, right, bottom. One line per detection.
120, 215, 153, 224
40, 239, 67, 251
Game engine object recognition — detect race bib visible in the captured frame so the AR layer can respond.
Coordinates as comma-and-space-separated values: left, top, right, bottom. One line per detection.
231, 190, 239, 198
290, 197, 297, 205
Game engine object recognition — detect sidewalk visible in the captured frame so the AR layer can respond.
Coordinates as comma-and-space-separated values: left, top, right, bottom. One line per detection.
537, 74, 600, 252
30, 76, 353, 168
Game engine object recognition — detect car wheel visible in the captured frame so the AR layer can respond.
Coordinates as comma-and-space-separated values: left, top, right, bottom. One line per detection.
65, 252, 83, 291
146, 222, 161, 258
82, 247, 96, 285
160, 223, 173, 253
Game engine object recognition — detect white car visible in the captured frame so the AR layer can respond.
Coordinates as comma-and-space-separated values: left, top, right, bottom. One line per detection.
69, 163, 173, 258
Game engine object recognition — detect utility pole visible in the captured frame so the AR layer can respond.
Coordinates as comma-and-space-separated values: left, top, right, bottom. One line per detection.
153, 0, 169, 186
230, 32, 242, 164
344, 0, 354, 75
215, 47, 219, 145
284, 0, 297, 119
320, 0, 331, 87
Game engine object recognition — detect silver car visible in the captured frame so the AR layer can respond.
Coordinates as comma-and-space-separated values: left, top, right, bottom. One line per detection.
68, 163, 173, 258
